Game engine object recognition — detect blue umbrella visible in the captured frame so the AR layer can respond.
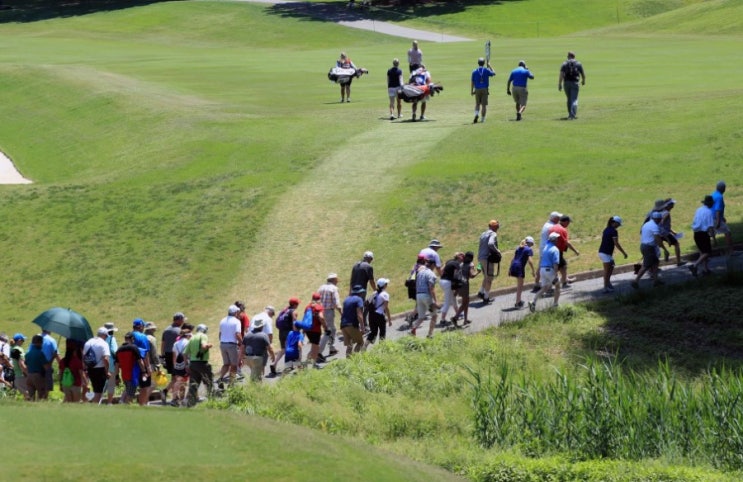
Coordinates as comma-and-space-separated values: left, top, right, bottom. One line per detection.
32, 307, 94, 342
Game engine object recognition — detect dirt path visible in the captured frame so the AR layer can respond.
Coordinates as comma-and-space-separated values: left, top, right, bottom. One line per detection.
231, 120, 454, 311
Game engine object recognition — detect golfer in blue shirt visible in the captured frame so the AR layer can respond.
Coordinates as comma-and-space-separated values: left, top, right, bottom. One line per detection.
529, 232, 561, 312
506, 60, 534, 121
471, 58, 495, 124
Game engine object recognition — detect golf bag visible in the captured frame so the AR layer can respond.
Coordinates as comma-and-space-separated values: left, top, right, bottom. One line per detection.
397, 83, 444, 103
328, 66, 369, 85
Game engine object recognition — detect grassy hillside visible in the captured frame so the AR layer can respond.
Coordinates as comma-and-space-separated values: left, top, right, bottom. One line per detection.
0, 0, 739, 335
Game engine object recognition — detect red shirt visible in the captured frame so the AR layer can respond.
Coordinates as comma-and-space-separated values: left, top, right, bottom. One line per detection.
60, 355, 84, 387
304, 302, 324, 333
548, 224, 569, 252
238, 312, 250, 336
115, 345, 141, 382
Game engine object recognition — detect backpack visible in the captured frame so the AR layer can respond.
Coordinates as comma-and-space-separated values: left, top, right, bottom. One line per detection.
83, 345, 98, 369
296, 307, 314, 331
565, 60, 580, 81
174, 342, 187, 371
276, 308, 293, 331
451, 263, 466, 290
61, 367, 74, 388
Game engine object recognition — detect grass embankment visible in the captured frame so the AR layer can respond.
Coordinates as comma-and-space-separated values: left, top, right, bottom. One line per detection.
214, 275, 743, 480
0, 2, 739, 331
0, 402, 461, 482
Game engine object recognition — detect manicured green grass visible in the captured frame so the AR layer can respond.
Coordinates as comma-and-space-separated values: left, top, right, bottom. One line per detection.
0, 1, 739, 333
0, 402, 462, 481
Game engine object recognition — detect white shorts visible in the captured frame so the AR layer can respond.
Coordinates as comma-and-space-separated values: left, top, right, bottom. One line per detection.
388, 87, 399, 98
598, 252, 614, 264
539, 267, 557, 287
715, 221, 731, 236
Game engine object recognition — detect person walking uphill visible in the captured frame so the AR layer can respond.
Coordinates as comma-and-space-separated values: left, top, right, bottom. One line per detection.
387, 58, 404, 120
558, 51, 585, 120
632, 211, 664, 289
471, 57, 495, 123
507, 60, 534, 121
477, 220, 501, 303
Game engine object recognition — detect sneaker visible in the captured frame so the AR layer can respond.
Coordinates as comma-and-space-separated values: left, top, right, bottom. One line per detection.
426, 334, 433, 339
397, 114, 402, 118
528, 301, 536, 313
607, 284, 615, 290
473, 115, 479, 124
631, 281, 639, 290
419, 115, 426, 120
480, 117, 485, 123
390, 115, 395, 120
316, 354, 326, 364
411, 114, 416, 122
562, 283, 572, 289
566, 276, 576, 283
340, 98, 344, 103
516, 113, 522, 121
346, 98, 351, 103
462, 319, 472, 326
552, 302, 559, 308
530, 286, 541, 293
515, 301, 525, 309
483, 297, 493, 304
689, 265, 698, 277
328, 349, 339, 357
266, 372, 278, 379
476, 292, 484, 300
160, 388, 168, 404
313, 363, 323, 370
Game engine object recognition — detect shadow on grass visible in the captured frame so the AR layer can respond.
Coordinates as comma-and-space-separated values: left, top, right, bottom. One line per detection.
265, 0, 522, 25
577, 254, 743, 377
0, 0, 175, 23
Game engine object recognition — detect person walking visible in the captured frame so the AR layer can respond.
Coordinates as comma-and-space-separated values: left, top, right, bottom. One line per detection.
506, 60, 534, 121
533, 211, 562, 292
340, 285, 366, 357
350, 251, 376, 295
387, 58, 404, 120
657, 199, 685, 266
412, 256, 439, 338
269, 297, 300, 378
160, 312, 185, 404
131, 318, 153, 405
598, 216, 628, 293
632, 211, 664, 289
217, 305, 242, 387
558, 51, 585, 120
365, 278, 391, 348
186, 324, 213, 406
689, 195, 716, 277
318, 274, 342, 359
420, 239, 444, 276
303, 293, 326, 368
451, 251, 480, 326
409, 64, 432, 121
407, 40, 423, 73
711, 180, 733, 255
115, 332, 145, 405
439, 252, 463, 321
471, 58, 495, 123
508, 236, 536, 309
82, 327, 111, 404
529, 232, 562, 312
336, 52, 356, 103
549, 215, 580, 288
477, 220, 501, 303
103, 322, 118, 404
242, 318, 275, 382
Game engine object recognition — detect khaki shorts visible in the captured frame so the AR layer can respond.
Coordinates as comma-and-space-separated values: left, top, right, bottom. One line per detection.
512, 86, 528, 106
220, 342, 240, 366
474, 88, 489, 106
539, 267, 557, 287
341, 326, 363, 346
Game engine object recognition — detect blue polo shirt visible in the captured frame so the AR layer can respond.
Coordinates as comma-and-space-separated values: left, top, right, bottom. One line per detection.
41, 333, 57, 362
508, 67, 534, 87
471, 67, 495, 89
340, 295, 364, 328
26, 345, 47, 374
711, 190, 724, 219
132, 331, 150, 359
541, 243, 560, 268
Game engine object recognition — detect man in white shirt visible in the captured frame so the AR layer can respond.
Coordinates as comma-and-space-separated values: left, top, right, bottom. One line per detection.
250, 306, 275, 345
632, 211, 664, 289
217, 305, 242, 386
83, 327, 111, 403
689, 195, 716, 277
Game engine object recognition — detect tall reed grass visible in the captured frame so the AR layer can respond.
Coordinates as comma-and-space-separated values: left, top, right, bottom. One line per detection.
469, 358, 743, 471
